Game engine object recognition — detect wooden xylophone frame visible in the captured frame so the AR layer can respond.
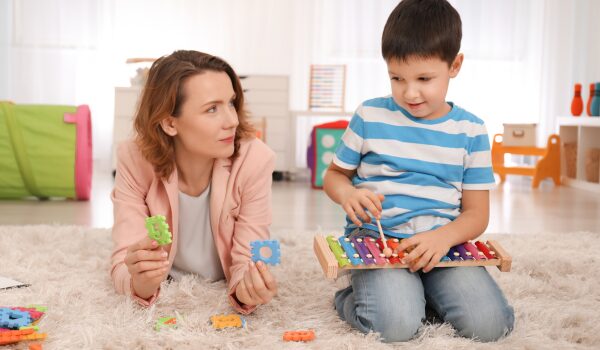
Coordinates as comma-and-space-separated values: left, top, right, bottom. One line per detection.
313, 235, 512, 279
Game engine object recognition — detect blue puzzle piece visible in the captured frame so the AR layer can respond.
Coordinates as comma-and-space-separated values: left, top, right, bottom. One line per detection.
0, 308, 32, 329
250, 239, 281, 265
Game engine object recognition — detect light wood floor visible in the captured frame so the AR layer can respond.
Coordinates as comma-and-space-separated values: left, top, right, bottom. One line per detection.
0, 168, 598, 234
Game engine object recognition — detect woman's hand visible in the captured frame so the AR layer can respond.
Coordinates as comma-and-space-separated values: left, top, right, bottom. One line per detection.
396, 230, 452, 273
124, 237, 170, 300
340, 188, 385, 226
235, 261, 277, 306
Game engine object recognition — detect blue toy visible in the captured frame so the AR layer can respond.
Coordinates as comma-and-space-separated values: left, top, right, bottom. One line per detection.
250, 240, 281, 265
0, 308, 32, 329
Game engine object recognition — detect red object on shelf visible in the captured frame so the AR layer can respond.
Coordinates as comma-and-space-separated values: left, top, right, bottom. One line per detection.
571, 83, 583, 116
587, 83, 595, 116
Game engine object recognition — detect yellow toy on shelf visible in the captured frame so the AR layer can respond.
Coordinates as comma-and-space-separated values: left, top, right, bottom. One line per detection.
491, 133, 561, 188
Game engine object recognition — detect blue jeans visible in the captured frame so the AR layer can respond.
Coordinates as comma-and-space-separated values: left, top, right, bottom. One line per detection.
334, 251, 514, 343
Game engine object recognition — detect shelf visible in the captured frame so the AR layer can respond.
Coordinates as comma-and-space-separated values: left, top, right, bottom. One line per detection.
557, 116, 600, 127
557, 117, 600, 192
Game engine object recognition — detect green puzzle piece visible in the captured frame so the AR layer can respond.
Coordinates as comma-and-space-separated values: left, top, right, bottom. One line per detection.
145, 215, 172, 246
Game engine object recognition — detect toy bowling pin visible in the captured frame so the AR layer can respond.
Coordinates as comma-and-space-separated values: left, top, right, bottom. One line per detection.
592, 83, 600, 117
571, 83, 583, 116
587, 83, 595, 116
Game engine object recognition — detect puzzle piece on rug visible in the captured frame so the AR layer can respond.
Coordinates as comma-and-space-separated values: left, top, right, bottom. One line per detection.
210, 314, 246, 329
155, 316, 177, 331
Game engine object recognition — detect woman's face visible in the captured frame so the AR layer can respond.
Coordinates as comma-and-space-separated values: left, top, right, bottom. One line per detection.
163, 71, 239, 160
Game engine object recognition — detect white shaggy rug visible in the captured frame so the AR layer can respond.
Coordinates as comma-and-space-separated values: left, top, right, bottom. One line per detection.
1, 226, 599, 349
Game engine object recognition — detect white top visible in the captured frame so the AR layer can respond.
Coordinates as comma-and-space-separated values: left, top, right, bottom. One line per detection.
170, 186, 225, 282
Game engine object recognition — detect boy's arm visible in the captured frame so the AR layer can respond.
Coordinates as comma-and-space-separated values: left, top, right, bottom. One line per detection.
430, 189, 490, 246
323, 163, 355, 205
397, 189, 489, 273
323, 163, 384, 225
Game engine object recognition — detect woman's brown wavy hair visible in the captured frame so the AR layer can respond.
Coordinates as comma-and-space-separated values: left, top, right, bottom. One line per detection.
134, 50, 255, 179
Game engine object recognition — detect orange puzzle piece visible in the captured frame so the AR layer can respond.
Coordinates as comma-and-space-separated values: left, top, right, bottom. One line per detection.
0, 328, 34, 345
210, 314, 244, 329
283, 330, 315, 342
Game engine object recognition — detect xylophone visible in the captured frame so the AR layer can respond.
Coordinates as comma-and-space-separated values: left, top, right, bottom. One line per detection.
313, 235, 512, 279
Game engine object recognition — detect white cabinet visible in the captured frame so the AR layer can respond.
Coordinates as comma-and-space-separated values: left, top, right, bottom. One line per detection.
239, 75, 291, 174
112, 86, 142, 171
557, 117, 600, 193
112, 76, 292, 174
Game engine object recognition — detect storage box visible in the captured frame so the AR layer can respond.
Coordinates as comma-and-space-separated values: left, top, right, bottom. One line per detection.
564, 142, 577, 178
503, 123, 537, 147
585, 148, 600, 183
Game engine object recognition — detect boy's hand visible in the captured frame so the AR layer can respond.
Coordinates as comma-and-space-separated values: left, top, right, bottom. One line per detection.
340, 188, 385, 226
124, 237, 170, 299
235, 261, 278, 306
396, 230, 452, 273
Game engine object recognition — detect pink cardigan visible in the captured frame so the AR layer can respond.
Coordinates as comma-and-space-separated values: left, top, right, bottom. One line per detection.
110, 138, 275, 314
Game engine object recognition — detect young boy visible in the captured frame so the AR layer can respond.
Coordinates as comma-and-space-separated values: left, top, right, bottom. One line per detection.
323, 0, 514, 343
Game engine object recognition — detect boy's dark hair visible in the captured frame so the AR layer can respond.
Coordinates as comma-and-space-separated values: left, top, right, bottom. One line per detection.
382, 0, 462, 66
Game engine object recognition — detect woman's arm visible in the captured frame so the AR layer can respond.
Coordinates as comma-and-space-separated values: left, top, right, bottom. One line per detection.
227, 142, 276, 314
111, 142, 167, 305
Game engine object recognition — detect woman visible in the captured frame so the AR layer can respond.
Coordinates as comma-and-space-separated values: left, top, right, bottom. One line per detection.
110, 50, 277, 314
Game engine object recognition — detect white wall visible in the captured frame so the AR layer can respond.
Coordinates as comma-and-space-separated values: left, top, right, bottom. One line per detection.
1, 0, 599, 165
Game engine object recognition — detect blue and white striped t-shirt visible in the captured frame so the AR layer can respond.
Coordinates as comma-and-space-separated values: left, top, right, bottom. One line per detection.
332, 97, 495, 238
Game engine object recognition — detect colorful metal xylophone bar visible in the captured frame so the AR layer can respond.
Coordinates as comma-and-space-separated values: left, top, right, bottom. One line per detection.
313, 235, 512, 279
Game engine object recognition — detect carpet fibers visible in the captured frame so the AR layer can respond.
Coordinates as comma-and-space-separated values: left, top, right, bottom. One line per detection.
1, 226, 599, 349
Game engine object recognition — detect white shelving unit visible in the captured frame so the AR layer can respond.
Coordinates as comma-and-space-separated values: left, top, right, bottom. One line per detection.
557, 117, 600, 193
239, 75, 291, 174
112, 75, 292, 175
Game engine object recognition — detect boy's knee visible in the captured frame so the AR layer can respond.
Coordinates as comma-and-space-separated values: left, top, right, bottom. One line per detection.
369, 312, 422, 343
455, 308, 514, 342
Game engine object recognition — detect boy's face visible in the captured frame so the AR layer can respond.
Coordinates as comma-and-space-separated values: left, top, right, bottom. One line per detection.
387, 54, 463, 120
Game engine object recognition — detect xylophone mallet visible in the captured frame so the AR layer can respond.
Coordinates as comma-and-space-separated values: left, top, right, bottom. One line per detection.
376, 218, 393, 258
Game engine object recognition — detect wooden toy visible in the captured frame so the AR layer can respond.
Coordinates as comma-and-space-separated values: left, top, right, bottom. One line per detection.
375, 218, 393, 258
250, 240, 281, 265
145, 215, 172, 246
283, 330, 315, 342
314, 235, 511, 279
309, 64, 346, 112
492, 133, 561, 188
